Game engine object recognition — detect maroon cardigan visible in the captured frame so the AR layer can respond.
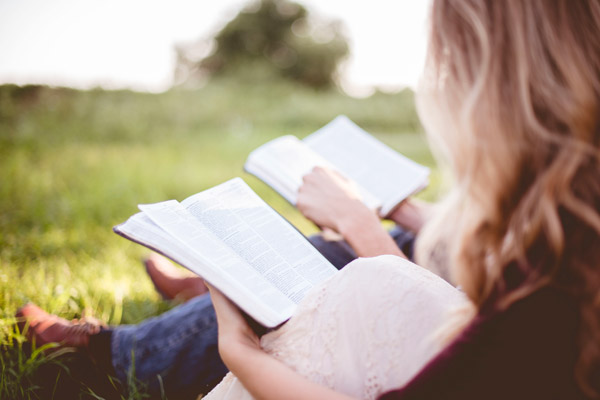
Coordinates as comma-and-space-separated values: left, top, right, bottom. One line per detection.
379, 285, 585, 399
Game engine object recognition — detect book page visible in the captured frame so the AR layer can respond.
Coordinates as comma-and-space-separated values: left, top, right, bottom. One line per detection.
181, 178, 338, 305
304, 115, 430, 216
244, 136, 335, 203
114, 212, 271, 314
138, 200, 297, 327
115, 212, 205, 270
245, 135, 381, 210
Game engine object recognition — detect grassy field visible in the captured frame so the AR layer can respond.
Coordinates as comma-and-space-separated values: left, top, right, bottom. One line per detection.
0, 76, 438, 399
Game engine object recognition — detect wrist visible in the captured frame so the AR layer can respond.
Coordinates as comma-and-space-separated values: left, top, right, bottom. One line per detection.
220, 333, 261, 370
336, 202, 405, 258
336, 202, 380, 239
388, 198, 430, 233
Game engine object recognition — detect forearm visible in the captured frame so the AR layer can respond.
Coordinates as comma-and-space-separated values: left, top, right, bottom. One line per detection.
224, 341, 356, 400
337, 201, 406, 259
387, 198, 433, 233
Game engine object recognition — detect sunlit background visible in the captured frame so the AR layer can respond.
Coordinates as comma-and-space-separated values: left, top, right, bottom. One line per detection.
1, 1, 437, 397
0, 0, 430, 96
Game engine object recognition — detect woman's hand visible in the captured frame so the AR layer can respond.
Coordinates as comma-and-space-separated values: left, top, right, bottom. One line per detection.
297, 167, 371, 234
298, 166, 405, 259
206, 284, 260, 368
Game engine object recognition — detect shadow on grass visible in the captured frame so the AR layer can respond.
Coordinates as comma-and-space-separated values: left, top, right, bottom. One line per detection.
1, 339, 127, 400
1, 300, 174, 400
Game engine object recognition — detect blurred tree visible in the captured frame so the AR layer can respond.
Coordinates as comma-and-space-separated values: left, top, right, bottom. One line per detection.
174, 0, 349, 89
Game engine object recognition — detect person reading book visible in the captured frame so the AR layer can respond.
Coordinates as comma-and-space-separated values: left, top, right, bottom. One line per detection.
199, 1, 600, 399
16, 188, 431, 399
18, 0, 600, 398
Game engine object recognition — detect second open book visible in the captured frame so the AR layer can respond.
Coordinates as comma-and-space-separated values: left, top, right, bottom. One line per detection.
245, 115, 430, 217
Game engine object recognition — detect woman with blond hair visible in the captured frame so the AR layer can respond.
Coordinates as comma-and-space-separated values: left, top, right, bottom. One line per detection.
206, 0, 600, 399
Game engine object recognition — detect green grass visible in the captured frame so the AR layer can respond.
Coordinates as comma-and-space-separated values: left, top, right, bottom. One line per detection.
0, 77, 438, 398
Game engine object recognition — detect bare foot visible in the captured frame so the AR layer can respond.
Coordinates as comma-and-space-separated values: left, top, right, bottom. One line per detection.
144, 253, 208, 301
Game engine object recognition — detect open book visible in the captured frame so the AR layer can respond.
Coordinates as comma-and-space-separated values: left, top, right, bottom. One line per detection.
245, 115, 430, 217
114, 178, 338, 328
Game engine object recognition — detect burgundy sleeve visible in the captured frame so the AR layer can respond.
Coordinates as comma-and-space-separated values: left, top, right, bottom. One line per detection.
378, 287, 582, 400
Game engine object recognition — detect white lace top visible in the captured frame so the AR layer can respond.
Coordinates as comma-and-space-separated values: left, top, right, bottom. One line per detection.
205, 255, 467, 400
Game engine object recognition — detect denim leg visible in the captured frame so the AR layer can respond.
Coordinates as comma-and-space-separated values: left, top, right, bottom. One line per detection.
308, 225, 416, 270
388, 225, 416, 260
308, 234, 359, 270
111, 293, 227, 399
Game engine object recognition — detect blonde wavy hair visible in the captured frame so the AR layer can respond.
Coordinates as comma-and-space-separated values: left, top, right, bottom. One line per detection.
415, 0, 600, 396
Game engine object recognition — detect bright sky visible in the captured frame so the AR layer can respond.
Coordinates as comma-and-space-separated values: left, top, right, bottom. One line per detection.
0, 0, 431, 95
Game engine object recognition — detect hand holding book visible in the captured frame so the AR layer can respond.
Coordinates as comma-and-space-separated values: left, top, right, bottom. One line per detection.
115, 116, 428, 328
245, 115, 430, 217
114, 178, 337, 328
297, 166, 370, 233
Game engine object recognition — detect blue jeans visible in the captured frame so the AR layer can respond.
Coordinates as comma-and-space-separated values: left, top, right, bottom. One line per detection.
110, 228, 416, 399
111, 294, 225, 398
